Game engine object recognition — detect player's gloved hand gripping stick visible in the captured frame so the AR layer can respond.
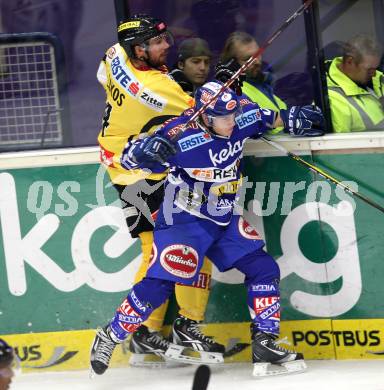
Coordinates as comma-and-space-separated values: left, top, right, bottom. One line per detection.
132, 135, 177, 165
280, 105, 325, 136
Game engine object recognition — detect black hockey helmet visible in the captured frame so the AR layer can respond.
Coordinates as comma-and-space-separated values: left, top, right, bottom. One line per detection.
0, 339, 14, 367
117, 14, 172, 57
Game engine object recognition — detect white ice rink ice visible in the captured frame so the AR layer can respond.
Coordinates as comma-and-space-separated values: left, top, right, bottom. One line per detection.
11, 360, 384, 390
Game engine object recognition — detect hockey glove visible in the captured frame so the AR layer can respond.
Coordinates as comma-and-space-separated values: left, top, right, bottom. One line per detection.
280, 105, 325, 136
214, 58, 245, 96
132, 135, 177, 166
169, 68, 194, 95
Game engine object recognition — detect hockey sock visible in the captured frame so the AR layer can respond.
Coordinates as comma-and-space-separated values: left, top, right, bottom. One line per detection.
137, 231, 170, 331
247, 282, 280, 335
110, 277, 175, 341
233, 249, 281, 336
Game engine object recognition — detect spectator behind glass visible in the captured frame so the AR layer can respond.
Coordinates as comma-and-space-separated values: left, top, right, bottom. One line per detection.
220, 31, 287, 133
325, 34, 384, 132
169, 38, 212, 95
0, 339, 15, 390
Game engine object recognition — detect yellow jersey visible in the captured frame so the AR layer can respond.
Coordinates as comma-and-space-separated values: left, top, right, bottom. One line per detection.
97, 43, 194, 185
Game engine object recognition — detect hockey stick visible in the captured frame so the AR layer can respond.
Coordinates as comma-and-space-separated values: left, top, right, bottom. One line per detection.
261, 136, 384, 213
192, 365, 211, 390
114, 0, 129, 27
170, 0, 314, 140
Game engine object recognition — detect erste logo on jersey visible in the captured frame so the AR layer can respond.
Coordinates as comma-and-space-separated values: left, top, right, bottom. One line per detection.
178, 132, 212, 152
110, 56, 141, 97
160, 244, 198, 279
235, 109, 261, 129
139, 88, 167, 112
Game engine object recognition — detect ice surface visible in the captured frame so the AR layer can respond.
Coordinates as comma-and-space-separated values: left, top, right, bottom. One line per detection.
11, 360, 384, 390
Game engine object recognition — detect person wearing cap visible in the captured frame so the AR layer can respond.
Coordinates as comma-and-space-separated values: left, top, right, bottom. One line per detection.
169, 37, 212, 95
220, 31, 287, 133
0, 339, 14, 390
94, 13, 225, 370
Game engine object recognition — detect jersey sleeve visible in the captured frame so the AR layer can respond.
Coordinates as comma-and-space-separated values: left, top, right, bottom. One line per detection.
96, 58, 107, 88
120, 118, 180, 171
235, 101, 278, 138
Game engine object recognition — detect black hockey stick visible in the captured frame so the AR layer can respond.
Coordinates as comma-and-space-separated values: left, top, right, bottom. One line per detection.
170, 0, 315, 140
192, 365, 211, 390
223, 342, 250, 358
114, 0, 129, 27
261, 136, 384, 213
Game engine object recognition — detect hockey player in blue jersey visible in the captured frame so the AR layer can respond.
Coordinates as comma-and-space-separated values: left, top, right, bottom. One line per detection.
90, 81, 324, 376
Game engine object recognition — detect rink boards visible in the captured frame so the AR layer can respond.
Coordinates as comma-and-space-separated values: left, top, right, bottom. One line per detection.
1, 132, 384, 371
3, 319, 384, 372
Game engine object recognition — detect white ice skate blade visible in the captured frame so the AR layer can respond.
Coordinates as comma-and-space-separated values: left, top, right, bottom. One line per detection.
89, 368, 96, 379
129, 353, 186, 368
165, 344, 224, 365
252, 359, 307, 377
129, 353, 165, 368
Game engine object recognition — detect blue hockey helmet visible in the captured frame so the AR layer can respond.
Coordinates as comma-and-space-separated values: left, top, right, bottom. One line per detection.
194, 81, 239, 119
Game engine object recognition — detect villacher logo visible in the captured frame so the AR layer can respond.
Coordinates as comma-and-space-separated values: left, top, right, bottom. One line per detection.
160, 244, 198, 279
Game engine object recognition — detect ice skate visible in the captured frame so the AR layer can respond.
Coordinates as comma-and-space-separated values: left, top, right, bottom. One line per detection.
90, 326, 119, 375
252, 331, 307, 377
165, 315, 225, 364
129, 325, 183, 367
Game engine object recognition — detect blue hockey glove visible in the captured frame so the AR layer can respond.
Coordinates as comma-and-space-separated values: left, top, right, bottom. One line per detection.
132, 135, 177, 165
280, 105, 325, 136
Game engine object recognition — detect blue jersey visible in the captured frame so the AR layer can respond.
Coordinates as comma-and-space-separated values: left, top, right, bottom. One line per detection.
121, 99, 276, 225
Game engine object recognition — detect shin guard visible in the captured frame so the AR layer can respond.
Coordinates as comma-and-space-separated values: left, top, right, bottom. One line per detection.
110, 278, 174, 341
248, 282, 280, 335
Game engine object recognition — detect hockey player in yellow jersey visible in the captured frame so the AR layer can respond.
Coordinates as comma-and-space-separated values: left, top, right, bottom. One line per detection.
96, 14, 226, 365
